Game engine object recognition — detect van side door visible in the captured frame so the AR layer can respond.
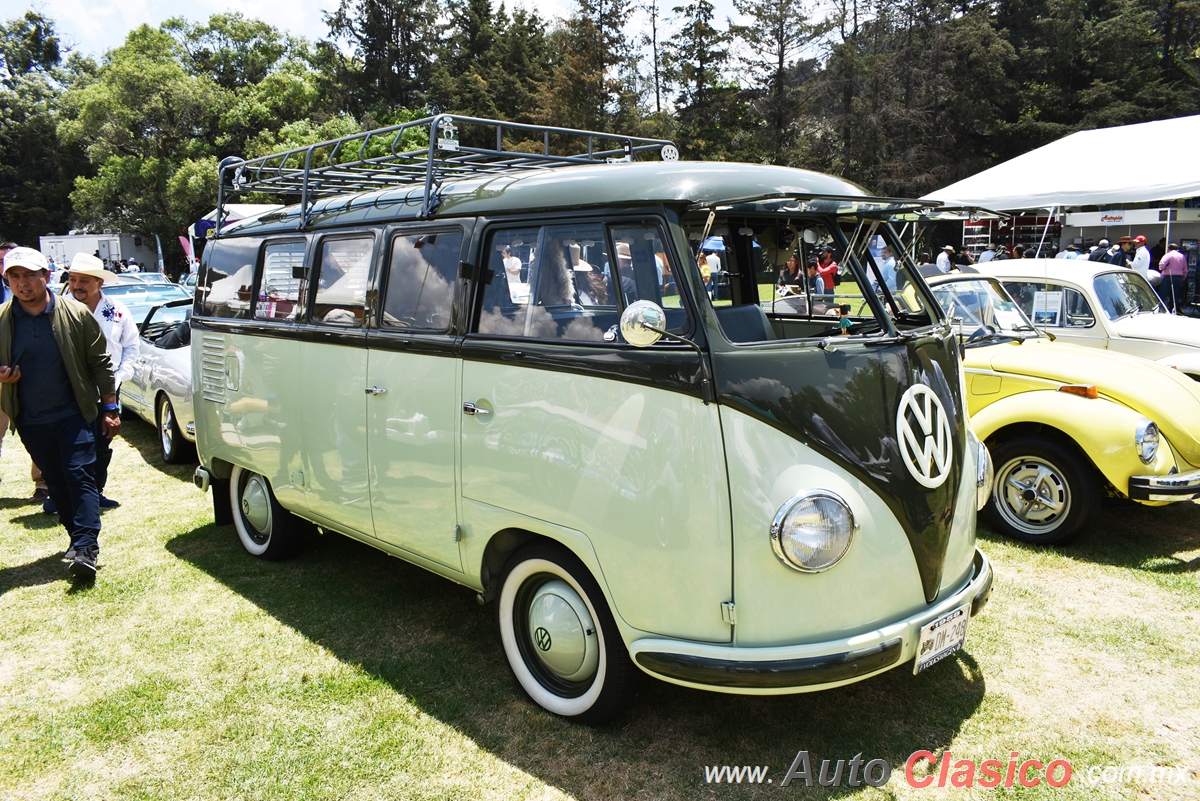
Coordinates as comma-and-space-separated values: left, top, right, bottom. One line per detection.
298, 234, 374, 535
365, 227, 464, 571
459, 220, 734, 643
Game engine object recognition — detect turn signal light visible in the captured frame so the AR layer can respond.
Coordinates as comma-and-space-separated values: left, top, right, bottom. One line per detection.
1058, 384, 1099, 399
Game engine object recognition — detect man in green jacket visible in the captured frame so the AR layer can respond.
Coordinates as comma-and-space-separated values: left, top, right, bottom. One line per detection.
0, 247, 119, 580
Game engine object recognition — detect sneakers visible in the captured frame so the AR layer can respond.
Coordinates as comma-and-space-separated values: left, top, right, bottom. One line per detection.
39, 496, 118, 513
68, 546, 98, 580
63, 545, 77, 561
29, 487, 49, 505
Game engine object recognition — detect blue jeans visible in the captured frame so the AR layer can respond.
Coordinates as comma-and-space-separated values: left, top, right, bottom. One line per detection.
1162, 274, 1187, 313
18, 413, 101, 550
92, 403, 113, 494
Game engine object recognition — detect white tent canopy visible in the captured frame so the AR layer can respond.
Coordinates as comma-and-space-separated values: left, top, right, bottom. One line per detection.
192, 203, 282, 231
924, 115, 1200, 210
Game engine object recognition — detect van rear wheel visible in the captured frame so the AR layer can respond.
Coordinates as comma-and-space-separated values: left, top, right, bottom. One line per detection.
230, 465, 299, 560
986, 437, 1097, 545
497, 544, 637, 724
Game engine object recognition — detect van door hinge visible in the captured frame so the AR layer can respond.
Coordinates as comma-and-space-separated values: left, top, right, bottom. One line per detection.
720, 602, 736, 625
453, 524, 463, 543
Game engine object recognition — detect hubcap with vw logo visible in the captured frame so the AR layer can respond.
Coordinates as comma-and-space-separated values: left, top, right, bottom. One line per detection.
896, 385, 954, 488
525, 579, 599, 683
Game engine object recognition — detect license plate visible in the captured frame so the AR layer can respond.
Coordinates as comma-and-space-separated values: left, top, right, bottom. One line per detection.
914, 604, 971, 674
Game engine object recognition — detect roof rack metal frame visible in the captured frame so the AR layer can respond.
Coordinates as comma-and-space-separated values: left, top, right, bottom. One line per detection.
214, 114, 678, 236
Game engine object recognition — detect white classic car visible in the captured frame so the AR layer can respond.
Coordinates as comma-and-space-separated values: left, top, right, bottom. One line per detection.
978, 258, 1200, 380
119, 299, 195, 463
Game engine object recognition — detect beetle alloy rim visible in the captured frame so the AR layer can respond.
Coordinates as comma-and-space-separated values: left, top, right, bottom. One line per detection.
993, 455, 1072, 536
238, 473, 273, 544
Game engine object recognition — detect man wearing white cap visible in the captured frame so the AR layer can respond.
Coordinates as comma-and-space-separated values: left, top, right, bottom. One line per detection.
66, 253, 138, 509
1088, 238, 1111, 262
0, 247, 117, 580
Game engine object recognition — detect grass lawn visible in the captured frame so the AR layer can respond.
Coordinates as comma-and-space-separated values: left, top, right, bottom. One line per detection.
1, 418, 1198, 799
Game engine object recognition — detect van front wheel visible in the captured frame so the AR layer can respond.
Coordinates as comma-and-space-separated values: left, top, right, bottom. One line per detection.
497, 544, 637, 724
229, 465, 299, 560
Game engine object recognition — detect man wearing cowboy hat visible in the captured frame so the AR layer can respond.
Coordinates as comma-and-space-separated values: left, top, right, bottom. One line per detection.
1108, 236, 1135, 268
0, 247, 117, 580
936, 245, 955, 273
67, 253, 139, 511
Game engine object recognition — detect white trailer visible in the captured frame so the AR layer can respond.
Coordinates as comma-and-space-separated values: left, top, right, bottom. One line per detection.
39, 231, 160, 270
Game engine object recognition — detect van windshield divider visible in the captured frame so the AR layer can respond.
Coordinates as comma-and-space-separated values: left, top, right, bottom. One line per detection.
215, 115, 677, 234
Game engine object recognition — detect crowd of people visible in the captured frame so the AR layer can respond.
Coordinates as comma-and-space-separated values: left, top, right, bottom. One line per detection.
924, 236, 1193, 314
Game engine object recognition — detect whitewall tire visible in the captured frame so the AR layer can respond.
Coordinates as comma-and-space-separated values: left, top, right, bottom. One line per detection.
229, 465, 299, 560
497, 544, 637, 724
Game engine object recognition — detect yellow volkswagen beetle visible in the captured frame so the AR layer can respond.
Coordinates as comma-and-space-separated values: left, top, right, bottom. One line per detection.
926, 271, 1200, 544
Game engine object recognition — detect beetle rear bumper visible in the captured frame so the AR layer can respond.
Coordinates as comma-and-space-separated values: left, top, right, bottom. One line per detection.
628, 549, 992, 694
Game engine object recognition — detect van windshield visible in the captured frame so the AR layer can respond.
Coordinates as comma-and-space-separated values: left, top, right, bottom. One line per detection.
684, 213, 941, 343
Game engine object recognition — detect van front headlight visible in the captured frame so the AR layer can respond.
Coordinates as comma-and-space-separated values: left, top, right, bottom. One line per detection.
1135, 419, 1159, 464
770, 491, 856, 573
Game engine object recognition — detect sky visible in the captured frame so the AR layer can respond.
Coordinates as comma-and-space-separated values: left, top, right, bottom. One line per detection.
0, 0, 740, 63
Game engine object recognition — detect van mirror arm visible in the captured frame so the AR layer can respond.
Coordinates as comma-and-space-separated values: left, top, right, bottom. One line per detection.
642, 324, 715, 405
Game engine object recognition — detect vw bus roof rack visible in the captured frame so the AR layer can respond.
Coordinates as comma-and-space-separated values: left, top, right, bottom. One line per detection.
215, 114, 679, 233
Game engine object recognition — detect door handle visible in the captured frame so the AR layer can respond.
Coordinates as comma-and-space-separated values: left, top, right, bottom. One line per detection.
462, 402, 490, 417
365, 386, 387, 395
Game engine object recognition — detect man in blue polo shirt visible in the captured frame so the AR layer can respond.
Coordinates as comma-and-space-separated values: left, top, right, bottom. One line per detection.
0, 247, 119, 580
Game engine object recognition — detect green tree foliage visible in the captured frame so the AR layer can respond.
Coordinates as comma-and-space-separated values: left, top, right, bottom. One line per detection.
59, 25, 218, 236
3, 1, 1196, 262
325, 0, 439, 114
539, 0, 634, 131
664, 0, 752, 160
0, 9, 60, 79
813, 0, 1018, 195
730, 0, 830, 164
0, 12, 91, 245
163, 13, 291, 90
426, 0, 559, 131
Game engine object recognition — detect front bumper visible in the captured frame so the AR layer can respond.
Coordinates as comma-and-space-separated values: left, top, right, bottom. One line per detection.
629, 549, 992, 694
1129, 467, 1200, 502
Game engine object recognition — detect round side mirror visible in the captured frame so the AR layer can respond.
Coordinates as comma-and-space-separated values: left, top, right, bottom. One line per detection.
620, 300, 667, 347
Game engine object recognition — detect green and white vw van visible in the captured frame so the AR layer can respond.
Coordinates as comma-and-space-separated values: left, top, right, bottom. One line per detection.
191, 116, 993, 723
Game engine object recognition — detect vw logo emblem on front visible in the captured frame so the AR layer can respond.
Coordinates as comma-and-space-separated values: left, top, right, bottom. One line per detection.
534, 626, 552, 651
896, 384, 953, 488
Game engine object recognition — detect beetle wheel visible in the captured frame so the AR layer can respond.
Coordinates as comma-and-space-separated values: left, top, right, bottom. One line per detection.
986, 436, 1098, 545
156, 395, 193, 464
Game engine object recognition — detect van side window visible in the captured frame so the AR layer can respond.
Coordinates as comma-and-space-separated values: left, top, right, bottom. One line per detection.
476, 222, 684, 342
197, 237, 259, 319
313, 237, 372, 326
609, 224, 668, 308
382, 231, 460, 331
255, 241, 306, 321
